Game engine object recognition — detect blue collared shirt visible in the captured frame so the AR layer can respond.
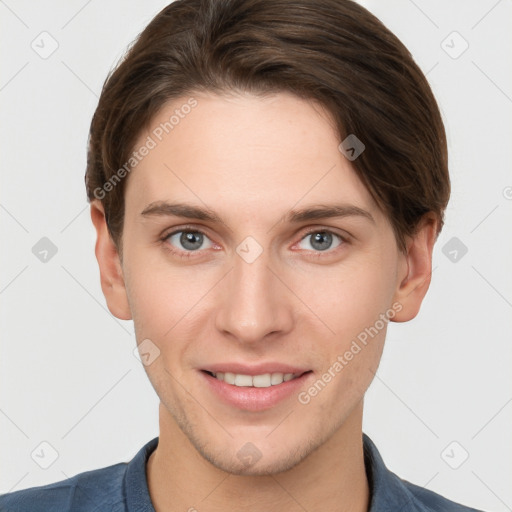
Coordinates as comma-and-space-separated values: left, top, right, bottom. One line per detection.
0, 434, 484, 511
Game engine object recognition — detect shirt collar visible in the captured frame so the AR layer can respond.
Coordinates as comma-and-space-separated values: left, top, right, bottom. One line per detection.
125, 436, 159, 512
363, 433, 418, 511
125, 434, 416, 512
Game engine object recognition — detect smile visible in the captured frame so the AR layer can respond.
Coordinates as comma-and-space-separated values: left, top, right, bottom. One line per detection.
206, 371, 301, 388
200, 369, 314, 411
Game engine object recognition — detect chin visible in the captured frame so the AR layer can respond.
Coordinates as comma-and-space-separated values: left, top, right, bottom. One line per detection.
204, 450, 305, 476
194, 431, 324, 476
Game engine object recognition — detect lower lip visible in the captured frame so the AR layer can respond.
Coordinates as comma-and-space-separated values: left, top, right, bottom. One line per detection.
200, 370, 313, 412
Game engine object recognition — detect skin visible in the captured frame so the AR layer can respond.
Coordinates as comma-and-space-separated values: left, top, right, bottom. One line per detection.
90, 91, 437, 512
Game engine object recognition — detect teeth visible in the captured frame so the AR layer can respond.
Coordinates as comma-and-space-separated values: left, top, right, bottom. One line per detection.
253, 374, 272, 387
270, 373, 283, 385
212, 371, 299, 387
234, 374, 253, 387
224, 372, 235, 385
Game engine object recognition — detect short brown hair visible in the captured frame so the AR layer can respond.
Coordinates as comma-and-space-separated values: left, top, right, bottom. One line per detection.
85, 0, 449, 254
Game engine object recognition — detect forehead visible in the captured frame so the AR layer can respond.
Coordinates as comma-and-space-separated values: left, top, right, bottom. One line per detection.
124, 91, 379, 221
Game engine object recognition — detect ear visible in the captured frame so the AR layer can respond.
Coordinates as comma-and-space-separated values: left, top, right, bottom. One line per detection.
90, 200, 132, 320
391, 213, 438, 322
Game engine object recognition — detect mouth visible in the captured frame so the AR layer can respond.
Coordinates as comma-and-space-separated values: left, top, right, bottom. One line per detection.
202, 370, 309, 388
199, 369, 314, 411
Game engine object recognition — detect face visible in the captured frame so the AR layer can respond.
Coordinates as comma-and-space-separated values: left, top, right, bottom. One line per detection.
93, 91, 431, 476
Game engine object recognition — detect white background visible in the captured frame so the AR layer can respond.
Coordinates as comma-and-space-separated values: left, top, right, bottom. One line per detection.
1, 1, 511, 510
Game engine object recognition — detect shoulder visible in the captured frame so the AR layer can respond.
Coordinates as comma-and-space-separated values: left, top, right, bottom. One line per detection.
0, 462, 128, 512
400, 477, 485, 512
362, 434, 486, 512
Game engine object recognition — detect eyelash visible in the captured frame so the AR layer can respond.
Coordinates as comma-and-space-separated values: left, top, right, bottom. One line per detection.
160, 225, 349, 260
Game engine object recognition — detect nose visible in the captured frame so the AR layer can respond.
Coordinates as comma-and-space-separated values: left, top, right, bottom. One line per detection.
214, 246, 294, 345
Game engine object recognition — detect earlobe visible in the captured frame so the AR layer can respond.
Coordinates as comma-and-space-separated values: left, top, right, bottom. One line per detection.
391, 213, 438, 323
90, 200, 132, 320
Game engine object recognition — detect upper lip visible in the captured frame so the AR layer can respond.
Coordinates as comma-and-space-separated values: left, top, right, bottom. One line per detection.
202, 363, 311, 376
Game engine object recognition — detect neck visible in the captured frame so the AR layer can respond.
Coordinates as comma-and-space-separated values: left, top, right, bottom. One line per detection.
147, 401, 370, 512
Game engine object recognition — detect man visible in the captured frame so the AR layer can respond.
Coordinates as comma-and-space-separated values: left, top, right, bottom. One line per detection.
0, 0, 485, 510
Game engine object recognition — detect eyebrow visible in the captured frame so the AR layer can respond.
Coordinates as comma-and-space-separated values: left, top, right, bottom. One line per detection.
140, 201, 375, 224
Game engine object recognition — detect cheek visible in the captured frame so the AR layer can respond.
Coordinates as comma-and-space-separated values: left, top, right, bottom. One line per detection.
125, 253, 218, 375
294, 255, 398, 342
124, 257, 192, 342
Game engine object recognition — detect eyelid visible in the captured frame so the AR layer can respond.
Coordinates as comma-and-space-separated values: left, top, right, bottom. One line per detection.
161, 224, 212, 240
160, 224, 215, 260
291, 226, 349, 255
298, 226, 350, 243
161, 224, 216, 248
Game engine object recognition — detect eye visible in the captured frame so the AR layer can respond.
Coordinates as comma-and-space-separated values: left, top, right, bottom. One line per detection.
161, 226, 347, 259
296, 229, 345, 253
163, 228, 214, 256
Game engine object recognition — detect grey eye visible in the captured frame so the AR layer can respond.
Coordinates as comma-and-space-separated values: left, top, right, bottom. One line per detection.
298, 231, 342, 252
167, 231, 213, 251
